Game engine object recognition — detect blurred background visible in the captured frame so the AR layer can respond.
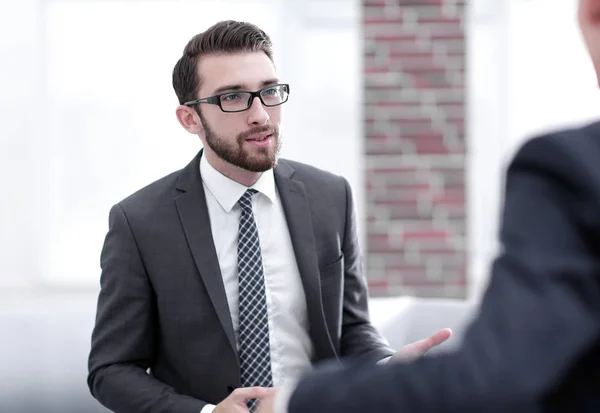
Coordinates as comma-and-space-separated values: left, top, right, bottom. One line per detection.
1, 0, 600, 411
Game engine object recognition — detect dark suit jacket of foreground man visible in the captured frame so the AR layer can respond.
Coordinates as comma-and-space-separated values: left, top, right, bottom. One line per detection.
87, 151, 393, 413
287, 122, 600, 413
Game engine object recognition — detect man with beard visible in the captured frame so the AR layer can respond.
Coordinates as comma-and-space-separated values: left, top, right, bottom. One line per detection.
87, 20, 451, 413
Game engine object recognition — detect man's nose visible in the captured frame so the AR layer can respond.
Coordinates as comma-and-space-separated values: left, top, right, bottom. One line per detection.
246, 96, 270, 125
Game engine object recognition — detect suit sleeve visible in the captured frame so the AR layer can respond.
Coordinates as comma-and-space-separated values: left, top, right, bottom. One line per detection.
87, 204, 206, 413
287, 135, 600, 413
338, 177, 395, 362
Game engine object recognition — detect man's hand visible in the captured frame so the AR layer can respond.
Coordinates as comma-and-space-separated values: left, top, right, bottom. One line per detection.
254, 390, 276, 413
390, 328, 453, 363
214, 387, 276, 413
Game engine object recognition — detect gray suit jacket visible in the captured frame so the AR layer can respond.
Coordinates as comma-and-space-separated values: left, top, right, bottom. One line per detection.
87, 151, 393, 413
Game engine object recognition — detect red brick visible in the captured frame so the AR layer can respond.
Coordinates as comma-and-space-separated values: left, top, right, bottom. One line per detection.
418, 16, 461, 25
370, 188, 430, 202
365, 66, 392, 74
370, 101, 409, 108
431, 190, 465, 206
363, 16, 404, 24
368, 280, 390, 289
367, 166, 417, 173
413, 73, 452, 88
430, 32, 464, 41
390, 56, 440, 70
400, 280, 464, 288
403, 230, 448, 241
413, 137, 451, 154
386, 181, 432, 191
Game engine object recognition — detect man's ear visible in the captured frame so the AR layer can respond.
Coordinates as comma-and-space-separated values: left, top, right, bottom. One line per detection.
580, 0, 600, 24
176, 105, 204, 135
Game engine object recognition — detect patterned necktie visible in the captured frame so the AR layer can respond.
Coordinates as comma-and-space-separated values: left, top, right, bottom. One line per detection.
236, 189, 273, 412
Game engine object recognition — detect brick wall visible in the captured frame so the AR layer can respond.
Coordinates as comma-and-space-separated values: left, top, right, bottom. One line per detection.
363, 0, 467, 298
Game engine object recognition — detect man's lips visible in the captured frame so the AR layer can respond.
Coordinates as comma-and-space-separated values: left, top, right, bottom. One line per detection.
246, 131, 273, 141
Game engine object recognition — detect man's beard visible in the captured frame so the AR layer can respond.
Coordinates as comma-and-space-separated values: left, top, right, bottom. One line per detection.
200, 113, 282, 173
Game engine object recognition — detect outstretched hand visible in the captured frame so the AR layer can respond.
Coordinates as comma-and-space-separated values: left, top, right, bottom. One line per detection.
390, 328, 453, 362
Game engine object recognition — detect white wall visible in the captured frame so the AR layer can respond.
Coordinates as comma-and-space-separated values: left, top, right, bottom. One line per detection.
468, 0, 600, 298
0, 0, 363, 291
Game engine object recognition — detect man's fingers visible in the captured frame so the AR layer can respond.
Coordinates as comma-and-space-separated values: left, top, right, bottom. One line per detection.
427, 328, 453, 348
399, 328, 453, 356
231, 386, 276, 402
389, 328, 453, 363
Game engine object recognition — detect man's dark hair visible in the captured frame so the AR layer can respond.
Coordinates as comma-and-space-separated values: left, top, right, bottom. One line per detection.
172, 20, 274, 105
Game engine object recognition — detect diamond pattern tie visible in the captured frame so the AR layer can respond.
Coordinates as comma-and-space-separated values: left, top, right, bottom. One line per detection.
237, 189, 273, 412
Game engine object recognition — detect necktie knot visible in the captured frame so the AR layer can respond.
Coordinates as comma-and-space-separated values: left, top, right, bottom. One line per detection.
238, 188, 257, 214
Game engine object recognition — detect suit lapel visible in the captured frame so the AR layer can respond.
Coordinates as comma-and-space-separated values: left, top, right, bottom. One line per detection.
174, 151, 237, 356
274, 162, 337, 361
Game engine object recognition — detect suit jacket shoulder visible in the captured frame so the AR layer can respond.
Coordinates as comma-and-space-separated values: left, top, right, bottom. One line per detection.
511, 120, 600, 191
276, 158, 353, 217
278, 158, 346, 181
109, 154, 202, 228
277, 158, 350, 194
507, 121, 600, 241
116, 168, 182, 214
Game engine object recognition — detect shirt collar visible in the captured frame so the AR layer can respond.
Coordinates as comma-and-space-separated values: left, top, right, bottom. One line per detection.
200, 152, 276, 213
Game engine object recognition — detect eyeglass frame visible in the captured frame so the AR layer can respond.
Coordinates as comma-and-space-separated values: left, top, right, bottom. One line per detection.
183, 83, 290, 113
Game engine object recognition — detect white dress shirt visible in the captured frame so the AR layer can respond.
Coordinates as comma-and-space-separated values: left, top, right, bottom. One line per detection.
199, 155, 314, 413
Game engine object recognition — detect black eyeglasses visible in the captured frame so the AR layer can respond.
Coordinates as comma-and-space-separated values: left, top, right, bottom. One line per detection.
183, 83, 290, 113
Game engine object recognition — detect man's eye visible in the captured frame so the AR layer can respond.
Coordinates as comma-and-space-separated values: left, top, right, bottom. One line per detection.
221, 93, 242, 101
